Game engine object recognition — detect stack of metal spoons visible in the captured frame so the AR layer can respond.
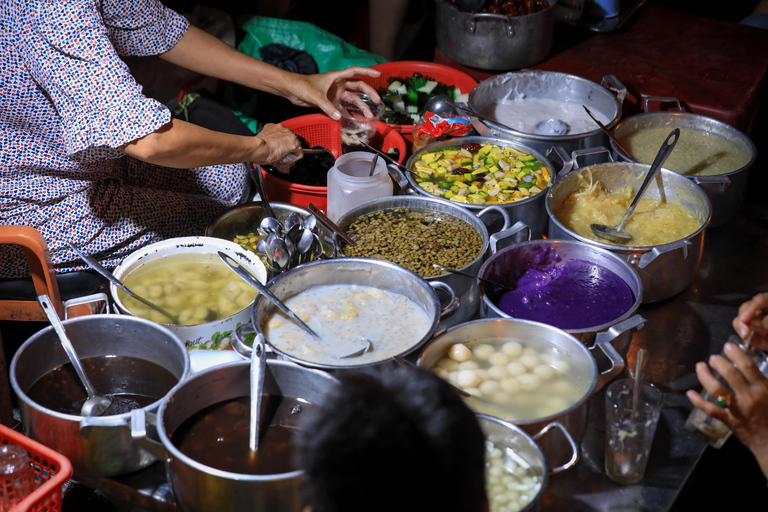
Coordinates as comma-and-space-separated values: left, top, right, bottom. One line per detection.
255, 212, 324, 276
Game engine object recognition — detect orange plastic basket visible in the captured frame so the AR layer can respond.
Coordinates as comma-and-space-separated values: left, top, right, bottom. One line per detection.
263, 114, 407, 211
0, 424, 72, 512
358, 61, 479, 142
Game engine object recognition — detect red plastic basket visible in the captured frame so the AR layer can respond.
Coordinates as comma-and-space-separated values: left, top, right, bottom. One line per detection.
359, 61, 479, 142
262, 113, 407, 211
0, 424, 72, 512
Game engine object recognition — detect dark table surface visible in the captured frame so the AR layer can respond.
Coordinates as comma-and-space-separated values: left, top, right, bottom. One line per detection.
76, 202, 768, 512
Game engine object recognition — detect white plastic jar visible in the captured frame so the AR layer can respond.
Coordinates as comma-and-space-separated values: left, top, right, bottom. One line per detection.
326, 152, 394, 222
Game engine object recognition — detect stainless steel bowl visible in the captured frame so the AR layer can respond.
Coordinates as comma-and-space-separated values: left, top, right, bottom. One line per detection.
398, 136, 554, 238
610, 108, 757, 227
469, 71, 626, 155
546, 162, 712, 302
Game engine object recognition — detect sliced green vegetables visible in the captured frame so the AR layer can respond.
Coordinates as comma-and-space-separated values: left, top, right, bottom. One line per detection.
379, 74, 469, 125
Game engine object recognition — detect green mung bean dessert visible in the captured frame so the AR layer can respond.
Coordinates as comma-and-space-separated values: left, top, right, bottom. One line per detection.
343, 208, 483, 277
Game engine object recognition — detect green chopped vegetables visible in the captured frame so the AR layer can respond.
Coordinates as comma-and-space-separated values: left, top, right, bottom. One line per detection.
379, 73, 470, 125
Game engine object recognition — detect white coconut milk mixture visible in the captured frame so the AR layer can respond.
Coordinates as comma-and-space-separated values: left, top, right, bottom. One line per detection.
493, 98, 610, 135
263, 284, 432, 366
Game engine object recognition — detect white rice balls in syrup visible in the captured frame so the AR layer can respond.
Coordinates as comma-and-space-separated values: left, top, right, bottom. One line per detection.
440, 337, 589, 421
485, 440, 543, 512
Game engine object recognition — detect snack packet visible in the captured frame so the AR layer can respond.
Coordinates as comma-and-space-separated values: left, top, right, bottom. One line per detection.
413, 111, 473, 149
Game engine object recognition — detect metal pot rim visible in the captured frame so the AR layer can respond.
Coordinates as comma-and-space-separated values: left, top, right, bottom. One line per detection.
253, 257, 444, 370
416, 317, 598, 424
9, 314, 190, 422
156, 360, 331, 481
402, 135, 555, 210
205, 201, 312, 238
438, 0, 556, 20
478, 239, 643, 332
545, 164, 713, 250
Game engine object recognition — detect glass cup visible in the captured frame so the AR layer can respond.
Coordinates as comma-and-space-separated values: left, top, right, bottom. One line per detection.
0, 444, 32, 511
335, 91, 385, 154
604, 378, 663, 485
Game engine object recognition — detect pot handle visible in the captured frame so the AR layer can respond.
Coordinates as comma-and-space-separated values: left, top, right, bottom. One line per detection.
476, 205, 512, 232
489, 221, 531, 254
546, 146, 574, 180
569, 147, 615, 169
594, 314, 646, 347
64, 292, 110, 318
601, 75, 627, 105
643, 96, 683, 113
130, 409, 168, 461
386, 164, 415, 193
693, 174, 732, 192
466, 13, 515, 37
634, 238, 692, 269
233, 322, 257, 358
590, 333, 628, 392
532, 422, 579, 474
430, 281, 460, 320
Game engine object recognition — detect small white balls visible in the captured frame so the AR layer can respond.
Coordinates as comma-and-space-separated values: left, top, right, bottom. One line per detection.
457, 370, 482, 388
522, 347, 539, 358
449, 343, 472, 362
473, 343, 495, 360
519, 354, 539, 370
500, 377, 522, 393
488, 365, 508, 380
479, 380, 500, 395
458, 360, 479, 371
501, 341, 523, 357
532, 364, 555, 380
506, 361, 527, 377
550, 358, 571, 374
488, 352, 510, 367
517, 373, 542, 390
436, 358, 459, 371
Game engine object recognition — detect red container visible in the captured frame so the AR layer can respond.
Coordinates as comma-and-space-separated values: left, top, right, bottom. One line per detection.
0, 424, 72, 512
359, 61, 479, 143
262, 114, 406, 212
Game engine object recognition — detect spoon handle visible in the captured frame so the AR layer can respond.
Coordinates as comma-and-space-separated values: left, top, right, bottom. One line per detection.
616, 128, 679, 232
432, 264, 516, 292
631, 348, 648, 418
583, 105, 634, 161
218, 252, 321, 339
38, 294, 99, 398
308, 203, 356, 246
249, 162, 277, 220
249, 333, 267, 452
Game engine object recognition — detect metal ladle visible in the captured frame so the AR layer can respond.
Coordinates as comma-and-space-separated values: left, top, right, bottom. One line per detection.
590, 128, 680, 244
249, 333, 267, 452
423, 94, 569, 136
583, 105, 634, 161
67, 242, 178, 324
38, 295, 112, 417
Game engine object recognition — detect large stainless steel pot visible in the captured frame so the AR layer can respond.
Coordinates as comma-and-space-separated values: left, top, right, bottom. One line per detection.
418, 318, 598, 472
396, 136, 554, 237
234, 257, 458, 367
10, 315, 189, 476
435, 0, 556, 70
480, 240, 644, 359
546, 160, 712, 302
134, 360, 338, 512
334, 195, 521, 329
610, 97, 757, 227
469, 71, 626, 155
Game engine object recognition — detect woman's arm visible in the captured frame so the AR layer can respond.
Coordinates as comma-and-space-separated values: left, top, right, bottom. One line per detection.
123, 119, 300, 168
158, 25, 381, 120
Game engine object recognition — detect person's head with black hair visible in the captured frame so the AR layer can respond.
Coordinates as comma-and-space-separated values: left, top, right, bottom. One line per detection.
295, 365, 487, 512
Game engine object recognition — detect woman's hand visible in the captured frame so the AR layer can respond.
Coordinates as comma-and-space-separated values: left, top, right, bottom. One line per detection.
687, 342, 768, 478
733, 293, 768, 350
252, 123, 302, 165
285, 67, 382, 120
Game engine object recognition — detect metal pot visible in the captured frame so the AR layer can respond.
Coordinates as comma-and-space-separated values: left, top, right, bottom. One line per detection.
469, 71, 626, 155
111, 236, 267, 350
610, 97, 757, 227
134, 360, 338, 512
480, 239, 644, 360
235, 257, 458, 368
10, 314, 189, 476
546, 160, 712, 302
435, 0, 556, 71
418, 318, 596, 472
396, 136, 554, 237
334, 195, 522, 329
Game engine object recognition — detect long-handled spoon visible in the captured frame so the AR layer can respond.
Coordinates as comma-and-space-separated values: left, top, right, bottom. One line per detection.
38, 295, 112, 417
67, 242, 178, 324
432, 264, 516, 292
308, 203, 356, 246
249, 333, 267, 453
249, 162, 277, 219
368, 154, 380, 177
218, 252, 320, 339
583, 105, 634, 161
590, 128, 680, 244
338, 338, 373, 359
631, 348, 648, 420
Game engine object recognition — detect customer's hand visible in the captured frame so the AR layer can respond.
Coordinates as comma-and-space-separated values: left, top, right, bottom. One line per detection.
253, 123, 302, 165
286, 67, 382, 120
733, 293, 768, 350
687, 342, 768, 465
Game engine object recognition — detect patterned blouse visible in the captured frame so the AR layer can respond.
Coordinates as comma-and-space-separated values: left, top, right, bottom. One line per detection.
0, 0, 247, 278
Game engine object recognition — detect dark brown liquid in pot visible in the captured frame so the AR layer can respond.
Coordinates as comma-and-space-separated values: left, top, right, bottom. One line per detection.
26, 355, 179, 416
172, 395, 313, 475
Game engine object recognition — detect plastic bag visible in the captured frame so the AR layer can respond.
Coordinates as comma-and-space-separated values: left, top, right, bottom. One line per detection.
412, 111, 473, 150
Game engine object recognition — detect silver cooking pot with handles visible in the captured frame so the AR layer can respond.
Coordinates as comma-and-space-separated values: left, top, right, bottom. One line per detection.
609, 96, 757, 227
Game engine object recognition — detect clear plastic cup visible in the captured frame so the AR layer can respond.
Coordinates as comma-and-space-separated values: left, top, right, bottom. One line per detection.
0, 444, 32, 511
335, 91, 384, 154
604, 379, 663, 485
